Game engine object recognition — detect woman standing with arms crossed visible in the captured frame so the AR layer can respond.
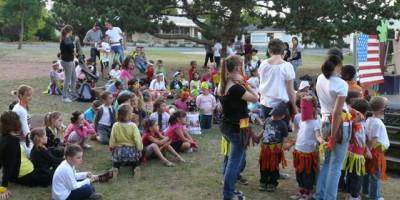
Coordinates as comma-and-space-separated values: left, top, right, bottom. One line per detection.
59, 25, 77, 103
288, 37, 302, 90
314, 48, 350, 200
218, 55, 258, 200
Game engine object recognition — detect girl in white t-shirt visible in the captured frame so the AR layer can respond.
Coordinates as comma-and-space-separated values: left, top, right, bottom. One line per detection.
109, 63, 121, 80
289, 96, 324, 200
185, 100, 201, 135
248, 68, 259, 94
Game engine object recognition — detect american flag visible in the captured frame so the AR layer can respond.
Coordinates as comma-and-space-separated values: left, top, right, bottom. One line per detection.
357, 34, 384, 86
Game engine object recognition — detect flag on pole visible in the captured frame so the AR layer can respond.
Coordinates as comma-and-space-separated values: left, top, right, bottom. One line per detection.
357, 34, 384, 86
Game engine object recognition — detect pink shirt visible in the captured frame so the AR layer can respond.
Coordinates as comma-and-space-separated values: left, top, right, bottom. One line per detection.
174, 99, 188, 112
120, 69, 133, 81
164, 123, 184, 143
196, 94, 216, 115
142, 132, 161, 146
64, 120, 96, 144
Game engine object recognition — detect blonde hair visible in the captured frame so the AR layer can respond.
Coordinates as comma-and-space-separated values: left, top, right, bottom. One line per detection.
11, 85, 33, 99
117, 104, 133, 122
370, 96, 388, 113
28, 127, 46, 151
44, 111, 62, 127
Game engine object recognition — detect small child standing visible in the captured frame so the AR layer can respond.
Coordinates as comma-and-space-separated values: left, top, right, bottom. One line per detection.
52, 144, 104, 200
149, 99, 170, 133
94, 91, 116, 144
164, 110, 198, 153
248, 101, 264, 126
109, 104, 143, 178
256, 101, 291, 192
84, 100, 102, 125
145, 60, 155, 84
142, 119, 186, 167
48, 61, 63, 95
364, 97, 390, 200
97, 35, 111, 79
186, 100, 201, 135
196, 82, 216, 129
64, 111, 96, 148
289, 96, 324, 200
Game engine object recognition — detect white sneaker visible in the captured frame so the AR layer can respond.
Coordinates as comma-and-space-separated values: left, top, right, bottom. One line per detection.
184, 148, 193, 153
82, 143, 92, 149
63, 97, 72, 103
290, 193, 302, 200
377, 198, 384, 200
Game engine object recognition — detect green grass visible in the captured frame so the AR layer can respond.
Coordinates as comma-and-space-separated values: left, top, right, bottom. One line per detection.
1, 45, 399, 200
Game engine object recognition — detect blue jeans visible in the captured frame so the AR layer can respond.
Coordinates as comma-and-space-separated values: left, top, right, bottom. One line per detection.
111, 45, 124, 64
66, 183, 95, 200
293, 64, 298, 90
222, 133, 245, 199
97, 124, 111, 144
136, 62, 147, 74
369, 168, 381, 199
362, 174, 370, 194
315, 125, 350, 200
222, 152, 246, 177
90, 47, 100, 74
201, 114, 212, 129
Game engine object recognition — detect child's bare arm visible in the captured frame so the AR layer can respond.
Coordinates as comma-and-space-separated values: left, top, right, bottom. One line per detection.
282, 137, 291, 150
254, 129, 263, 144
368, 137, 378, 150
146, 135, 164, 146
315, 129, 325, 144
175, 128, 192, 143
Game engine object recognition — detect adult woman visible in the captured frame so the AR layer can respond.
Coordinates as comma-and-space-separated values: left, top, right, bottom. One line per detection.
258, 39, 298, 118
314, 48, 350, 200
59, 25, 76, 103
288, 37, 302, 90
218, 55, 258, 200
120, 55, 135, 86
283, 42, 291, 62
0, 111, 53, 199
12, 85, 34, 158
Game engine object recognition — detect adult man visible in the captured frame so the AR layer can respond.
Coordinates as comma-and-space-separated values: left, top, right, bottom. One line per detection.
203, 44, 213, 68
83, 22, 103, 74
104, 20, 127, 64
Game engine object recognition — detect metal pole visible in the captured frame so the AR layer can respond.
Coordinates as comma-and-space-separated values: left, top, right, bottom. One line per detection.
353, 34, 358, 82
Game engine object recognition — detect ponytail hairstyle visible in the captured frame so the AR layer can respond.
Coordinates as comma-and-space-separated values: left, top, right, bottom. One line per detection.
70, 111, 83, 124
27, 127, 46, 151
44, 111, 62, 127
218, 55, 243, 96
60, 25, 73, 42
11, 85, 33, 110
142, 118, 157, 133
168, 109, 187, 125
321, 47, 343, 79
117, 104, 133, 122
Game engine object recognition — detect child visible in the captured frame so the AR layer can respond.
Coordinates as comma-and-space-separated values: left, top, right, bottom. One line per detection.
94, 91, 116, 144
186, 100, 201, 135
109, 62, 121, 80
97, 35, 111, 79
178, 69, 187, 83
131, 113, 143, 136
170, 71, 183, 94
149, 72, 167, 92
44, 111, 65, 158
153, 60, 167, 78
342, 65, 362, 95
342, 98, 371, 200
145, 60, 155, 84
174, 90, 190, 112
149, 99, 170, 133
364, 96, 390, 200
190, 72, 201, 96
64, 111, 96, 148
213, 68, 221, 93
52, 144, 104, 200
143, 91, 154, 116
29, 128, 64, 179
48, 61, 63, 95
298, 81, 310, 94
250, 48, 260, 69
196, 82, 216, 129
247, 68, 259, 93
84, 100, 102, 125
244, 54, 252, 76
201, 67, 214, 86
133, 47, 147, 74
142, 119, 186, 167
256, 101, 291, 192
164, 110, 198, 153
76, 59, 88, 82
109, 104, 143, 178
188, 60, 197, 83
248, 101, 264, 126
106, 79, 124, 98
289, 96, 324, 200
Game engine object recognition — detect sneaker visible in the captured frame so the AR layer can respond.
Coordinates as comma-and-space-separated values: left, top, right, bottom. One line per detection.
290, 193, 303, 200
279, 172, 290, 179
237, 175, 249, 185
71, 96, 79, 101
184, 148, 193, 153
63, 97, 72, 103
377, 198, 384, 200
300, 194, 310, 200
234, 190, 243, 196
266, 184, 276, 192
223, 195, 246, 200
259, 183, 267, 191
88, 192, 103, 200
82, 143, 92, 149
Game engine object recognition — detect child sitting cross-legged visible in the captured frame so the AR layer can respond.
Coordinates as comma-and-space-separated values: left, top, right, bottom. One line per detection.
64, 111, 96, 149
164, 110, 198, 153
52, 144, 110, 200
109, 104, 143, 179
142, 119, 186, 167
84, 100, 102, 125
94, 91, 116, 144
174, 90, 191, 112
149, 99, 170, 133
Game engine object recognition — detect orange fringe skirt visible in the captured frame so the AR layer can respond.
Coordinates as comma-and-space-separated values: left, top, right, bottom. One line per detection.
259, 143, 287, 172
293, 150, 318, 174
368, 143, 387, 180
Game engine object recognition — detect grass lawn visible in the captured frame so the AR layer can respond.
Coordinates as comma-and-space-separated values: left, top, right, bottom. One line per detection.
0, 45, 399, 200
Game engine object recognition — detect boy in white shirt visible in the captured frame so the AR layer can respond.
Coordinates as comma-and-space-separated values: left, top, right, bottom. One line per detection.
94, 91, 116, 144
52, 144, 103, 200
97, 35, 111, 79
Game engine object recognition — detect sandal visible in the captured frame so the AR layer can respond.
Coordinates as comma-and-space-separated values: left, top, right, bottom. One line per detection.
98, 170, 113, 182
176, 156, 186, 163
162, 160, 175, 167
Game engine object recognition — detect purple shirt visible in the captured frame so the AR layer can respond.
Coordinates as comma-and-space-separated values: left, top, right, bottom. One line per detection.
174, 99, 188, 112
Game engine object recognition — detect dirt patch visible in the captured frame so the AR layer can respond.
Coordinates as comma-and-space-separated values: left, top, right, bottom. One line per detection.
0, 61, 49, 80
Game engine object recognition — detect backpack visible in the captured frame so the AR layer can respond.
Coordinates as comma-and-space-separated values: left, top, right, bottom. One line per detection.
77, 82, 94, 102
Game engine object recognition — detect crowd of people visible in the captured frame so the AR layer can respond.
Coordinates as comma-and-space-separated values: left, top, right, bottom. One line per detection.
0, 21, 391, 200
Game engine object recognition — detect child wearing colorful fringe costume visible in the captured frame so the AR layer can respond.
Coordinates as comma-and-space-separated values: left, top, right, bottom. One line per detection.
364, 97, 390, 200
342, 98, 371, 200
255, 101, 291, 192
289, 96, 324, 200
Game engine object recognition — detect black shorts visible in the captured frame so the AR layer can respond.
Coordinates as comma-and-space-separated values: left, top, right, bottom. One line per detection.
170, 141, 183, 151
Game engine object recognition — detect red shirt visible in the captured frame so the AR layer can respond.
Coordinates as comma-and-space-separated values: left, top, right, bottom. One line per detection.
201, 73, 213, 84
189, 66, 195, 82
142, 132, 161, 146
146, 68, 154, 79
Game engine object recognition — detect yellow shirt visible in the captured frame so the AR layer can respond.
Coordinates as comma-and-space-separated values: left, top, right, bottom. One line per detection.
213, 74, 221, 84
109, 122, 143, 151
19, 145, 34, 177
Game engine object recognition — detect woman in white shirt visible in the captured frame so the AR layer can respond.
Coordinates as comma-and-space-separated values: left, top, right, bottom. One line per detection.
314, 48, 349, 200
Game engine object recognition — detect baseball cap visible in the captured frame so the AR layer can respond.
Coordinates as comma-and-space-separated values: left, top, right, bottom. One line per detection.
201, 82, 209, 90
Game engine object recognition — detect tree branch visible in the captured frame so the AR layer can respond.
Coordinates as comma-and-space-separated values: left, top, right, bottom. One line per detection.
151, 33, 213, 45
181, 0, 209, 29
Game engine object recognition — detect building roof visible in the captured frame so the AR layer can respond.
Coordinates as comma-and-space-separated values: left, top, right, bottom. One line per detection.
165, 16, 205, 28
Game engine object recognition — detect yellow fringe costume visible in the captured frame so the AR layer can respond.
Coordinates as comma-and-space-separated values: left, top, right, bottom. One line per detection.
221, 137, 230, 156
368, 143, 387, 180
293, 150, 318, 174
259, 143, 287, 172
342, 144, 366, 176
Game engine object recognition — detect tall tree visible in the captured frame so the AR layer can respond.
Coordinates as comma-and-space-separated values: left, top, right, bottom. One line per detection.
1, 0, 43, 49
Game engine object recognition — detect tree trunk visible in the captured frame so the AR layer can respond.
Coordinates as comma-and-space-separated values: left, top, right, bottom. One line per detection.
18, 10, 24, 49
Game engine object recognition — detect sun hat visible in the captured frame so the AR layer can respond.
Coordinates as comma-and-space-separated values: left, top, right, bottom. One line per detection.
298, 81, 310, 91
